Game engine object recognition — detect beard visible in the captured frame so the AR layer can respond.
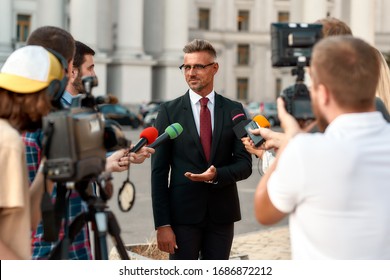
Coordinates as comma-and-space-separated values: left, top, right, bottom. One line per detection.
72, 74, 84, 93
312, 98, 329, 133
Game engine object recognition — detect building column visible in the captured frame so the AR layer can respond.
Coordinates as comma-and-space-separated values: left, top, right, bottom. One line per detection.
108, 0, 155, 105
38, 0, 64, 27
0, 0, 13, 64
378, 0, 390, 32
290, 0, 327, 22
350, 0, 375, 44
69, 0, 98, 51
143, 0, 188, 101
69, 0, 112, 96
115, 0, 144, 58
214, 0, 226, 31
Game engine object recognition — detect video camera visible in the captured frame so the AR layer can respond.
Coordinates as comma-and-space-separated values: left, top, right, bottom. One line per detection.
42, 76, 129, 182
271, 22, 323, 120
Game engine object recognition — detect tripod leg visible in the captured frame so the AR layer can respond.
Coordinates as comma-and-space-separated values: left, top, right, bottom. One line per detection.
48, 213, 88, 259
94, 212, 109, 259
106, 211, 130, 260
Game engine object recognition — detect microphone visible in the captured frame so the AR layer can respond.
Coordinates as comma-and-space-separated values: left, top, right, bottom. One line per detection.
148, 123, 183, 149
231, 109, 251, 139
253, 115, 271, 128
244, 115, 270, 147
129, 127, 158, 153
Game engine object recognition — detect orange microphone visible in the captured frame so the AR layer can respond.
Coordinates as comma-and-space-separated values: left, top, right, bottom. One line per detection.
253, 115, 271, 128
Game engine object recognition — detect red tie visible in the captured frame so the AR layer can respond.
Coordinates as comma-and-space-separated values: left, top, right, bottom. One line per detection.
200, 97, 212, 161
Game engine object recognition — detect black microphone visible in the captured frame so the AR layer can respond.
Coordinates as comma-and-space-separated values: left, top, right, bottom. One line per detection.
148, 123, 183, 149
231, 109, 251, 139
129, 127, 158, 153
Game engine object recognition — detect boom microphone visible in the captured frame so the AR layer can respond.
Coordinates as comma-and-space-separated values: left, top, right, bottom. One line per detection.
231, 109, 251, 139
129, 127, 158, 153
148, 123, 183, 149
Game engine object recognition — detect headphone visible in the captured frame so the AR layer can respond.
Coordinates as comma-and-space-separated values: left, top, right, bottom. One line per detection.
45, 48, 69, 107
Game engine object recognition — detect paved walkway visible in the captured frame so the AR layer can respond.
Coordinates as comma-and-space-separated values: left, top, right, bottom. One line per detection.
231, 225, 291, 260
110, 225, 291, 260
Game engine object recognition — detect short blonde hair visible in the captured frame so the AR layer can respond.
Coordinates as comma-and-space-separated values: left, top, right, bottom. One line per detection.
311, 36, 379, 111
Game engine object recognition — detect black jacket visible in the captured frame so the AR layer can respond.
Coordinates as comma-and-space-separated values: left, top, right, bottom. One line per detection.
151, 92, 252, 228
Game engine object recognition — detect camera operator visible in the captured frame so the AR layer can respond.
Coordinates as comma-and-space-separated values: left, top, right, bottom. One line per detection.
22, 26, 94, 260
24, 28, 153, 260
0, 46, 66, 259
243, 17, 390, 173
255, 36, 390, 259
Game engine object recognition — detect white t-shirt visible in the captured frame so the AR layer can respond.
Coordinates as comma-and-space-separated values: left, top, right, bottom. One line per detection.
268, 112, 390, 259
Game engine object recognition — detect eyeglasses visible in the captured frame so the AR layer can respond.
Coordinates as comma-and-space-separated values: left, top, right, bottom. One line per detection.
179, 62, 215, 72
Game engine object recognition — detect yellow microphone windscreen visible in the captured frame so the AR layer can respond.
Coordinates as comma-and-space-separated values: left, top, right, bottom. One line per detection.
253, 115, 271, 128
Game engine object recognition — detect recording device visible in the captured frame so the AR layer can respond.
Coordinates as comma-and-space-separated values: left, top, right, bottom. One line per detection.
41, 76, 133, 260
244, 115, 272, 147
231, 109, 265, 146
148, 123, 184, 149
271, 22, 322, 120
42, 76, 130, 182
244, 121, 265, 147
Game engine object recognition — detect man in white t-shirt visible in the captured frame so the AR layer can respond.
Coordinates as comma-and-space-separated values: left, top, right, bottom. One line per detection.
255, 35, 390, 259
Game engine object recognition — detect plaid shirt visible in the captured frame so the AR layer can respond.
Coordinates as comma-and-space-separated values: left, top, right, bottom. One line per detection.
23, 91, 92, 260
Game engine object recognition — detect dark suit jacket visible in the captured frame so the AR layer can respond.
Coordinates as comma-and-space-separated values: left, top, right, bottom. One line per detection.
151, 92, 252, 228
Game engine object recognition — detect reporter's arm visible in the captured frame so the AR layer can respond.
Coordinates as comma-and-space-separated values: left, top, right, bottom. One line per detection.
29, 161, 54, 231
254, 98, 302, 225
106, 147, 155, 173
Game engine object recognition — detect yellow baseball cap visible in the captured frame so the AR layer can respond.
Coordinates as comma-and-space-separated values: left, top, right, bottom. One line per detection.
0, 45, 64, 94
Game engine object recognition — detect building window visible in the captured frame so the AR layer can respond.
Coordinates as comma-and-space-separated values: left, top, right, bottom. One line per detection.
238, 10, 249, 31
237, 44, 250, 65
199, 8, 210, 30
16, 14, 31, 42
237, 78, 249, 100
278, 11, 290, 22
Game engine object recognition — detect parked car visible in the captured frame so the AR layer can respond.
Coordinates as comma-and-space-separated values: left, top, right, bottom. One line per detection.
138, 100, 162, 118
245, 101, 280, 126
143, 110, 159, 127
98, 103, 141, 129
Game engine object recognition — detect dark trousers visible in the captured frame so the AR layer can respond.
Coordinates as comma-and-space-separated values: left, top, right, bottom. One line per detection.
169, 221, 234, 260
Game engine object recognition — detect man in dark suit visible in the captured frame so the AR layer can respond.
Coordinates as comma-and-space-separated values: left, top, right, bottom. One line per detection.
151, 39, 252, 260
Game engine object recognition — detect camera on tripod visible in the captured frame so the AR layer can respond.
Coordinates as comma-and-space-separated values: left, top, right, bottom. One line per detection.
271, 22, 323, 120
41, 76, 132, 260
42, 76, 129, 182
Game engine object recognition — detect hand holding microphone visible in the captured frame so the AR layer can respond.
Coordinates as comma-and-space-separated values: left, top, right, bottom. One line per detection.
147, 123, 183, 149
248, 114, 286, 150
129, 127, 158, 153
243, 115, 271, 147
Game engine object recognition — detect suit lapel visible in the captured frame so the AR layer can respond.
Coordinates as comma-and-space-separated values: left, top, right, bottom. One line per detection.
210, 93, 224, 163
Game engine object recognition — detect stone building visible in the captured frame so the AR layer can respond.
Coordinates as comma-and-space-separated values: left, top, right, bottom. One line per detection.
0, 0, 388, 106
